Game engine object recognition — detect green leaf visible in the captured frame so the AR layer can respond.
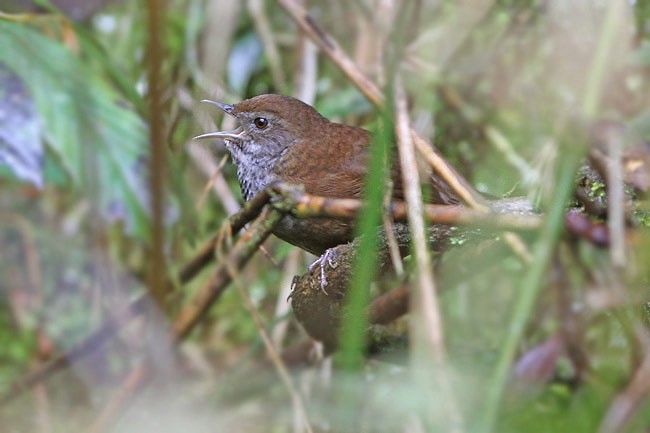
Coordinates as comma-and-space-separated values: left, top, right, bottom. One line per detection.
0, 21, 150, 239
337, 102, 392, 370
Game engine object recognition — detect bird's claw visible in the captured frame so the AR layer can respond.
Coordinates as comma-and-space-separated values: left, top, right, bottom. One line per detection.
308, 248, 338, 295
287, 275, 300, 301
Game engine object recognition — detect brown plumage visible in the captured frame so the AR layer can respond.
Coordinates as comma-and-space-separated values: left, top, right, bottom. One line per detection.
195, 94, 458, 255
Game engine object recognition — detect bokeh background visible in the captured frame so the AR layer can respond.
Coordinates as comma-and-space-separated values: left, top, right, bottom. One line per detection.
1, 1, 650, 432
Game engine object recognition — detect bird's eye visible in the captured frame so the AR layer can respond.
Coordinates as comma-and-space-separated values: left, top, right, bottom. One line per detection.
253, 117, 269, 129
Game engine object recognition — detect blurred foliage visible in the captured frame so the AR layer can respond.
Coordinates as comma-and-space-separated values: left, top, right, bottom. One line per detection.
0, 1, 649, 432
0, 20, 150, 239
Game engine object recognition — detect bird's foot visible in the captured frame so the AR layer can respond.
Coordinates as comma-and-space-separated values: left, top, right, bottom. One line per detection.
308, 248, 339, 295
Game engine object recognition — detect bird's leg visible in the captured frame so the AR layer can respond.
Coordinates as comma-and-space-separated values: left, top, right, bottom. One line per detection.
308, 248, 339, 295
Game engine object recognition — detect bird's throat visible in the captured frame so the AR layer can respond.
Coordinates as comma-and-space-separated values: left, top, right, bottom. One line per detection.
229, 142, 282, 201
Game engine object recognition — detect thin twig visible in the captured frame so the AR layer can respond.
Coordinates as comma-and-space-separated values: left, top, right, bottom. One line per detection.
396, 79, 464, 433
411, 133, 489, 211
502, 232, 533, 265
277, 0, 383, 104
394, 80, 445, 357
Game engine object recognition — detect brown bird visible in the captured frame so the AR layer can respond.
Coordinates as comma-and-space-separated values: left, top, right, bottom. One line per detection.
194, 94, 459, 264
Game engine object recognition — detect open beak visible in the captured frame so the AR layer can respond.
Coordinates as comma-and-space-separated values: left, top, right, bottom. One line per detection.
193, 99, 242, 142
193, 129, 244, 142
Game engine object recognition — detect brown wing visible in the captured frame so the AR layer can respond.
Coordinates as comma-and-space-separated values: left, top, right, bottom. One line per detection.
303, 158, 367, 198
304, 154, 459, 205
278, 122, 459, 204
277, 123, 370, 199
391, 163, 460, 205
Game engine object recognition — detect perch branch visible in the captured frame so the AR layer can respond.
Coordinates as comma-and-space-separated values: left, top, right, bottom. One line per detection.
271, 183, 541, 230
